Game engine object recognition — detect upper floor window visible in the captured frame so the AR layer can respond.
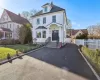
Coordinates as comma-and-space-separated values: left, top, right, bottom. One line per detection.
10, 24, 11, 28
52, 15, 56, 23
44, 7, 47, 12
37, 18, 40, 25
43, 17, 46, 24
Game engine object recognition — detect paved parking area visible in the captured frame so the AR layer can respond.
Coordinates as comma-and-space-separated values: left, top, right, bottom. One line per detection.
0, 44, 98, 80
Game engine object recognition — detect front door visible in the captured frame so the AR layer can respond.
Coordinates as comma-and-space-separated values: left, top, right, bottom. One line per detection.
52, 30, 59, 41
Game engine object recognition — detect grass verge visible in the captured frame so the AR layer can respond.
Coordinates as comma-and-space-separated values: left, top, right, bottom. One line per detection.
81, 46, 100, 75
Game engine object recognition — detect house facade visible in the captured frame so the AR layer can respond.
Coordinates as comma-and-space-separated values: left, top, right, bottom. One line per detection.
0, 9, 30, 40
71, 29, 88, 39
31, 2, 68, 43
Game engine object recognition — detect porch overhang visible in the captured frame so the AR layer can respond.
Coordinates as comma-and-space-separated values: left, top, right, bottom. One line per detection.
46, 22, 63, 28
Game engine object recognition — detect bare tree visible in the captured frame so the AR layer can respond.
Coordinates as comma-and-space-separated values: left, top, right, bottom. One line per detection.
66, 19, 72, 36
88, 24, 100, 39
21, 9, 38, 20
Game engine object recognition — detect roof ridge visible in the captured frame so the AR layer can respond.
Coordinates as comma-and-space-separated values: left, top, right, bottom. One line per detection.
5, 9, 28, 21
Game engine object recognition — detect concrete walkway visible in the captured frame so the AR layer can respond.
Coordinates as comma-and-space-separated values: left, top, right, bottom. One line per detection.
0, 43, 98, 80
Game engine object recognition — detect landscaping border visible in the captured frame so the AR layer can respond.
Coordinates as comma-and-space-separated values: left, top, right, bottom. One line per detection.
78, 49, 100, 80
0, 45, 45, 65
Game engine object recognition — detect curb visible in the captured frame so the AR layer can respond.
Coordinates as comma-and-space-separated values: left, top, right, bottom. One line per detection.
0, 46, 45, 65
78, 49, 100, 80
25, 46, 45, 54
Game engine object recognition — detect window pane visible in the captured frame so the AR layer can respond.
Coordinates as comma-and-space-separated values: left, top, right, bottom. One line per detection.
44, 7, 47, 12
36, 32, 41, 38
43, 31, 46, 38
52, 16, 56, 23
37, 18, 40, 24
43, 17, 46, 24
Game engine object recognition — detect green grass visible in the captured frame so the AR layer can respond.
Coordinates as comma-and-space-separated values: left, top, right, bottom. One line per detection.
0, 47, 16, 60
82, 46, 100, 74
0, 44, 40, 61
5, 44, 37, 52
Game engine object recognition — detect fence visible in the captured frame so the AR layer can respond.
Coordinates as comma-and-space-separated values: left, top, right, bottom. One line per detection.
75, 39, 100, 50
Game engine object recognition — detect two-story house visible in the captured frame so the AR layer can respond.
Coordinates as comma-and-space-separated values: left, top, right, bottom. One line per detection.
31, 2, 68, 44
0, 9, 30, 40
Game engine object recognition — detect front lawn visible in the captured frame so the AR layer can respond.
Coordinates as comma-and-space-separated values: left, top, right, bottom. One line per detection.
0, 47, 17, 61
0, 44, 41, 61
1, 44, 40, 52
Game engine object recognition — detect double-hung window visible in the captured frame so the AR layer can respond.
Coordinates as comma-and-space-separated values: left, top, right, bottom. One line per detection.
52, 15, 56, 23
37, 18, 40, 25
43, 17, 46, 24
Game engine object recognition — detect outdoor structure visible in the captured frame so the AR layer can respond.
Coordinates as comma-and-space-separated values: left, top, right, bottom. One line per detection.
71, 29, 88, 39
31, 2, 68, 44
0, 9, 30, 40
0, 27, 12, 39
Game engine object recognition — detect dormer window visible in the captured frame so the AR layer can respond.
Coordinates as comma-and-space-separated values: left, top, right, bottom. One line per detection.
44, 7, 47, 12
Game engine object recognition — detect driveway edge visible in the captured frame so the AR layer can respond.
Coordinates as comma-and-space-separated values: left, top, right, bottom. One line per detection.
0, 46, 45, 65
78, 49, 100, 80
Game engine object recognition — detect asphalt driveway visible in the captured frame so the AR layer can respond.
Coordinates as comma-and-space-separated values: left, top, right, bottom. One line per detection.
0, 43, 98, 80
27, 43, 97, 80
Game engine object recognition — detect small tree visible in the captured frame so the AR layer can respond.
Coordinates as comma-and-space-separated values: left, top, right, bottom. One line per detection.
19, 23, 32, 44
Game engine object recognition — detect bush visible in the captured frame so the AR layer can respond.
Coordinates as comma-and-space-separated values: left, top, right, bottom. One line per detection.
0, 39, 20, 45
76, 33, 88, 39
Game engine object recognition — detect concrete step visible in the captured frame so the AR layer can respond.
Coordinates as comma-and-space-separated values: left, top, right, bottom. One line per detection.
46, 42, 60, 48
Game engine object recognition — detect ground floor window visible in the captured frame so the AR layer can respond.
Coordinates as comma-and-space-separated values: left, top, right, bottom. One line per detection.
43, 31, 46, 38
36, 32, 41, 38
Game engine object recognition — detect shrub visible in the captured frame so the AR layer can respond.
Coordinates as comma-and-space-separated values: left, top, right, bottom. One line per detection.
76, 33, 88, 39
0, 39, 20, 45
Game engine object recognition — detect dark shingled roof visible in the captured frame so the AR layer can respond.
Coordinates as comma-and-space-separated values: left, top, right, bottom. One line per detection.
42, 3, 50, 7
0, 27, 12, 32
32, 4, 65, 17
5, 9, 30, 25
36, 26, 47, 29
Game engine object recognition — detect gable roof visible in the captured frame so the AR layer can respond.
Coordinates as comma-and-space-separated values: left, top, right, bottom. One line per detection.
32, 4, 65, 17
4, 9, 30, 25
71, 29, 88, 35
42, 3, 50, 7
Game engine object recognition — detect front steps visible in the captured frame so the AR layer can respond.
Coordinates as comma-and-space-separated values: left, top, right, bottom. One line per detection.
46, 42, 61, 48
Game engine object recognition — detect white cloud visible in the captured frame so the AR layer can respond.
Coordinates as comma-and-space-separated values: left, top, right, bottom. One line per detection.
72, 21, 81, 27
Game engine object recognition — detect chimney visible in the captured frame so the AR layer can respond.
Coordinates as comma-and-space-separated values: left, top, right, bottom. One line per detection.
51, 1, 53, 6
18, 13, 21, 17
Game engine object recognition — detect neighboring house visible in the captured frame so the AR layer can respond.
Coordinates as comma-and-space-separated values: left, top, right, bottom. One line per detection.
0, 27, 12, 39
0, 9, 30, 40
31, 2, 68, 43
71, 29, 88, 39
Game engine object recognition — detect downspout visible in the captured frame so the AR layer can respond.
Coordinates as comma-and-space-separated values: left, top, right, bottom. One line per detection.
63, 11, 64, 45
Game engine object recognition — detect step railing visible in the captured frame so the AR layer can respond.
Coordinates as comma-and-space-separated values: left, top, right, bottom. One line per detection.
45, 37, 51, 45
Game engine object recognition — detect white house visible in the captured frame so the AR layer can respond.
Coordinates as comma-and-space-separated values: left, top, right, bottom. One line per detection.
0, 9, 30, 40
31, 2, 68, 44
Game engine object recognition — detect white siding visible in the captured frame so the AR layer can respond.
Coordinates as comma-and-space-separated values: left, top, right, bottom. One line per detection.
32, 11, 64, 28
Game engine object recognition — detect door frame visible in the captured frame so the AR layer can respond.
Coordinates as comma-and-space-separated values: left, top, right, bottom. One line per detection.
51, 30, 59, 42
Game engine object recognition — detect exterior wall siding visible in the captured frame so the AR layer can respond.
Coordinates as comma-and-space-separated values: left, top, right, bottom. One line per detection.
32, 11, 68, 43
